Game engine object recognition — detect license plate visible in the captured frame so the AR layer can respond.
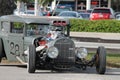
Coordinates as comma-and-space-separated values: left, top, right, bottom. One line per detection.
99, 14, 103, 17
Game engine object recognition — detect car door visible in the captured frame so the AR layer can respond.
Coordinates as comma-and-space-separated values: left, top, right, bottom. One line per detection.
7, 22, 25, 61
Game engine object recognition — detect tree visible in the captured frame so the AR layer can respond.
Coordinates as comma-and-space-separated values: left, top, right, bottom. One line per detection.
39, 0, 54, 7
0, 0, 16, 16
15, 0, 54, 11
33, 0, 54, 16
0, 0, 54, 16
15, 0, 30, 15
39, 0, 53, 6
38, 0, 54, 11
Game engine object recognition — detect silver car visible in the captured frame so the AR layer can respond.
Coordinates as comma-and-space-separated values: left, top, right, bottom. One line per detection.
0, 15, 106, 74
58, 11, 83, 19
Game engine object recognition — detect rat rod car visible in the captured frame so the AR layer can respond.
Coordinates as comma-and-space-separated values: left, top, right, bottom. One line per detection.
0, 15, 106, 74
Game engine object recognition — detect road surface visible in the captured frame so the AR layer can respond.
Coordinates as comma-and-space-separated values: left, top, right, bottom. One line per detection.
0, 64, 120, 80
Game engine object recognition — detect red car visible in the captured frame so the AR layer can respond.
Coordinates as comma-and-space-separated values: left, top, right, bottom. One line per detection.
90, 7, 115, 20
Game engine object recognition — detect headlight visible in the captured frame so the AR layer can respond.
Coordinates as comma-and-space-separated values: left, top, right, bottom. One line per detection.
47, 46, 59, 58
76, 48, 88, 59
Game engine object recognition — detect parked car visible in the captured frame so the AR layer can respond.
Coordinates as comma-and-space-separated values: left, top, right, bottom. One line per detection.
114, 12, 120, 18
90, 7, 115, 20
115, 14, 120, 20
79, 13, 90, 20
13, 9, 24, 15
52, 6, 73, 16
86, 9, 93, 13
0, 15, 106, 74
23, 10, 43, 16
78, 9, 92, 14
14, 10, 43, 16
58, 11, 83, 19
23, 10, 35, 16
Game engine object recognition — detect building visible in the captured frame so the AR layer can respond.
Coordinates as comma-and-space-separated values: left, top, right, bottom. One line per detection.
52, 0, 120, 12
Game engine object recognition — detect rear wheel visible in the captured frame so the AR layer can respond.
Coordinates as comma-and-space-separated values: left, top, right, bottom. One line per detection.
96, 46, 106, 74
0, 39, 3, 63
27, 44, 36, 73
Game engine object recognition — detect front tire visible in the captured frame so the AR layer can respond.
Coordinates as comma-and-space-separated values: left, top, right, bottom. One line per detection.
96, 46, 106, 74
27, 44, 36, 73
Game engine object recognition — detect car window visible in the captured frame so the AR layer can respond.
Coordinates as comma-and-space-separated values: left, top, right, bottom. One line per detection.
26, 24, 49, 36
25, 11, 34, 14
23, 11, 43, 16
56, 8, 71, 12
1, 21, 10, 32
60, 13, 67, 16
79, 13, 90, 19
10, 22, 24, 34
67, 13, 77, 17
26, 23, 67, 37
93, 9, 111, 13
60, 12, 77, 17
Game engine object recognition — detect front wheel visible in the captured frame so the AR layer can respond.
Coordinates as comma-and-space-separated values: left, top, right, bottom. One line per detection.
27, 44, 36, 73
95, 46, 106, 74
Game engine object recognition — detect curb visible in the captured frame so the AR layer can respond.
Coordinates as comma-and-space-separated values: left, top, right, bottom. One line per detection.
70, 32, 120, 40
71, 36, 120, 43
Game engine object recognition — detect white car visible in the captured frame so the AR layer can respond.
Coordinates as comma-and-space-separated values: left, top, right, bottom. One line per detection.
14, 9, 24, 15
14, 10, 43, 16
23, 10, 43, 16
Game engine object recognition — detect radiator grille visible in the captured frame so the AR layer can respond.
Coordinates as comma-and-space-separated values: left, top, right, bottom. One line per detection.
54, 38, 75, 65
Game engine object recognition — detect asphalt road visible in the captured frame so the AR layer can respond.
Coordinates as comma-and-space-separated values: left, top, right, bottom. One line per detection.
0, 65, 120, 80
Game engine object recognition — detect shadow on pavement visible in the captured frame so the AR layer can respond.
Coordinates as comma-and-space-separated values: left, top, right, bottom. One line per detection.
0, 64, 120, 75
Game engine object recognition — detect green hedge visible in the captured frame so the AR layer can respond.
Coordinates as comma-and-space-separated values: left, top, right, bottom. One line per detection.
70, 19, 120, 33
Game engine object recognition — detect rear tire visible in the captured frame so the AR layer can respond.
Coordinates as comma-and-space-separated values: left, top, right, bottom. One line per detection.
0, 39, 3, 63
27, 44, 36, 73
96, 46, 106, 74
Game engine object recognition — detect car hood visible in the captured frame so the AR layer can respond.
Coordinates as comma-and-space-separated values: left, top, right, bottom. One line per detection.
24, 35, 43, 45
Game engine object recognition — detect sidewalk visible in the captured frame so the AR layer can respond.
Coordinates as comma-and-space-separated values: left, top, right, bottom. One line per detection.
70, 32, 120, 40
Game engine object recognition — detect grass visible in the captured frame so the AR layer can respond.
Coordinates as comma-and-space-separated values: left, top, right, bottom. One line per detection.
87, 53, 120, 68
107, 54, 120, 63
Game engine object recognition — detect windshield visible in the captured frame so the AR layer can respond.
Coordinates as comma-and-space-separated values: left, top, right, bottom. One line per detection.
26, 24, 67, 37
79, 13, 90, 19
56, 8, 71, 12
26, 24, 49, 36
93, 9, 111, 13
59, 12, 77, 17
